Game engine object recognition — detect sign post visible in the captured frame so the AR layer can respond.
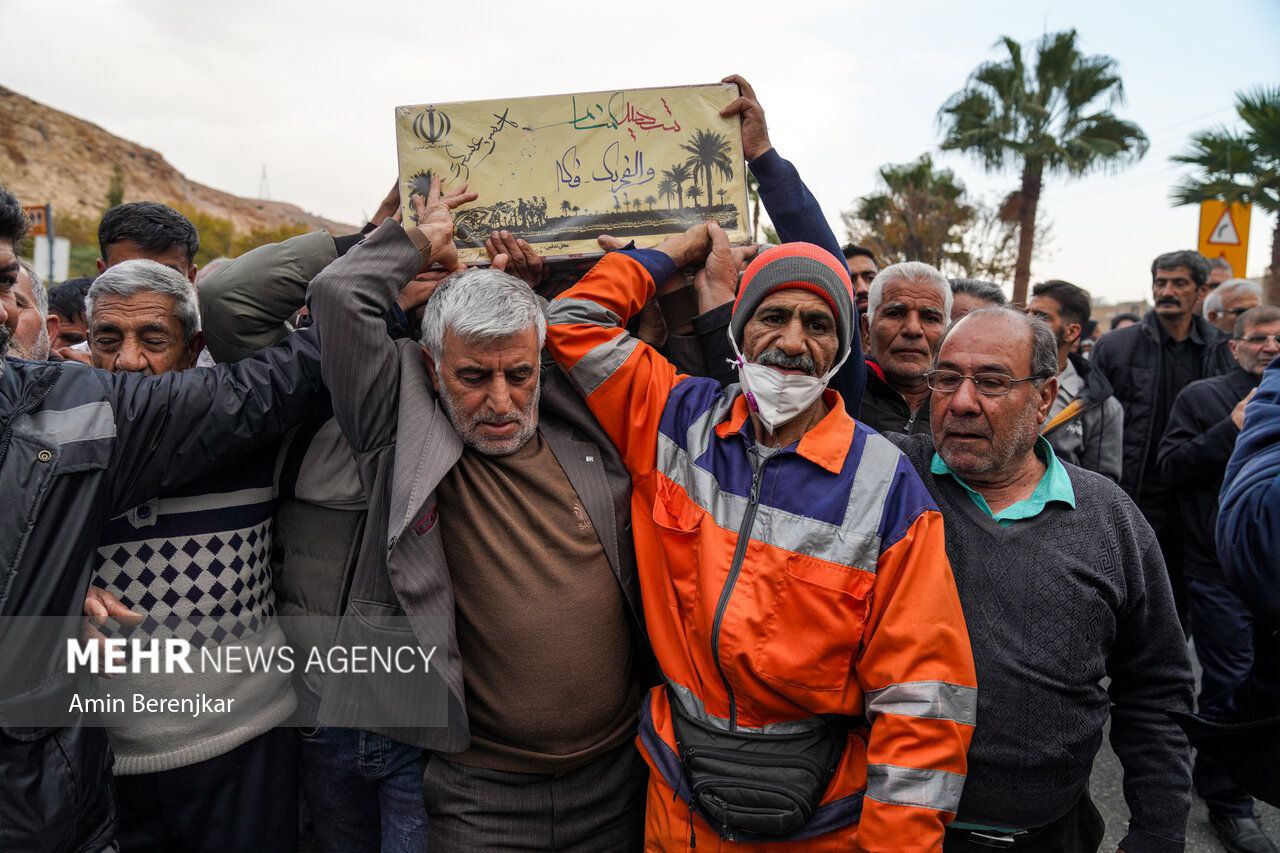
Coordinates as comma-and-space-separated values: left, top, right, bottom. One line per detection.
1197, 200, 1251, 277
21, 204, 55, 282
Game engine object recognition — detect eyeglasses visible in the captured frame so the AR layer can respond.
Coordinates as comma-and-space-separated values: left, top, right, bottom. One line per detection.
925, 369, 1051, 396
1236, 334, 1280, 346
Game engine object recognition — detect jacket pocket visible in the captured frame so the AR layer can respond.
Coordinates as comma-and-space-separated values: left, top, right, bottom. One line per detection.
752, 552, 873, 694
650, 477, 706, 613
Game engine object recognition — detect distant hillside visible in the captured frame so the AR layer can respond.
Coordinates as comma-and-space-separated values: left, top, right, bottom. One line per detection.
0, 85, 355, 235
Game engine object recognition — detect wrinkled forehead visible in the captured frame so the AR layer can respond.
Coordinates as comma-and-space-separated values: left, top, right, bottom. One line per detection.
938, 315, 1032, 373
752, 287, 833, 319
882, 277, 947, 308
91, 290, 182, 326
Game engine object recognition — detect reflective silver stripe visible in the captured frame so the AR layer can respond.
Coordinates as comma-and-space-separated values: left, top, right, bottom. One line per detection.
864, 681, 978, 726
546, 296, 623, 330
654, 393, 899, 572
22, 401, 116, 445
839, 434, 902, 572
569, 334, 640, 396
866, 763, 965, 812
666, 678, 833, 735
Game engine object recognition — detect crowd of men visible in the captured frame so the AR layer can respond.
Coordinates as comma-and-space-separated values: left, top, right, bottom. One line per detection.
0, 75, 1277, 853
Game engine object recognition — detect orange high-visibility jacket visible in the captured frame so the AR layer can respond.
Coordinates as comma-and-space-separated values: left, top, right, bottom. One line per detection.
545, 251, 977, 852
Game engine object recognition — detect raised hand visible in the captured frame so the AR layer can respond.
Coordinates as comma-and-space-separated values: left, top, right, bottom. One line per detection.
486, 230, 548, 289
694, 222, 756, 312
721, 74, 772, 161
408, 176, 478, 273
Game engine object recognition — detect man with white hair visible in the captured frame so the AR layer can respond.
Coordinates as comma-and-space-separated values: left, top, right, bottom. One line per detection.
1205, 278, 1263, 336
80, 259, 303, 851
859, 261, 953, 434
310, 179, 652, 850
6, 261, 55, 361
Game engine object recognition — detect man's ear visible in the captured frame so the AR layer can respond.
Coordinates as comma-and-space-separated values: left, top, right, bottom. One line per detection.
187, 264, 198, 284
1229, 339, 1238, 360
45, 313, 60, 351
1037, 375, 1058, 424
96, 258, 106, 274
186, 331, 205, 368
422, 345, 438, 387
1063, 321, 1082, 348
860, 312, 871, 350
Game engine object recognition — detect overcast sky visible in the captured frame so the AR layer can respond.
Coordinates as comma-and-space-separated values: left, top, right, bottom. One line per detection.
4, 0, 1278, 302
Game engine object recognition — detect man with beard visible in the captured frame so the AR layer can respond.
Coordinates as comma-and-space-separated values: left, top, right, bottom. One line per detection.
1158, 306, 1280, 853
310, 178, 651, 850
892, 307, 1194, 852
859, 261, 952, 434
1092, 250, 1232, 628
7, 261, 55, 360
842, 243, 877, 317
1026, 279, 1123, 481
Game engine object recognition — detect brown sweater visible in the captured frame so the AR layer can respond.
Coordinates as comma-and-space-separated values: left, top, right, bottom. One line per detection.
436, 430, 641, 773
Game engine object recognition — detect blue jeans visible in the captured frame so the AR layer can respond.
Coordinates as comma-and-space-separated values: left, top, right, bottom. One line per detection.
299, 727, 428, 853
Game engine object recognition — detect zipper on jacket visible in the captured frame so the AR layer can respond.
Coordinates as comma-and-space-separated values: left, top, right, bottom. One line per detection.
710, 452, 768, 731
0, 364, 61, 470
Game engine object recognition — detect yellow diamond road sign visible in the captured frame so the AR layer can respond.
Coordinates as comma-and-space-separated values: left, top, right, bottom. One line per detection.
1197, 200, 1251, 277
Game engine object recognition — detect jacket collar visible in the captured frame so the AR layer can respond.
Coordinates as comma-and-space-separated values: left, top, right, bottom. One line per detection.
714, 388, 854, 475
1067, 351, 1114, 404
1145, 308, 1215, 347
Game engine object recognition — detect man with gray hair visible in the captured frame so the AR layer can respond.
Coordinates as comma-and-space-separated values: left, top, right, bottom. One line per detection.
859, 260, 952, 434
1204, 278, 1263, 336
79, 257, 304, 850
1197, 256, 1236, 314
310, 179, 650, 850
891, 307, 1194, 852
949, 277, 1007, 323
6, 260, 55, 361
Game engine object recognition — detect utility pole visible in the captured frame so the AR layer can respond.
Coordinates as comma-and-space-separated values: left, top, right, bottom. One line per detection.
258, 165, 271, 201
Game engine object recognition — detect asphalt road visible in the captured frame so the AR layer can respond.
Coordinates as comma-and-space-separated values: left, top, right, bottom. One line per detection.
1091, 651, 1278, 852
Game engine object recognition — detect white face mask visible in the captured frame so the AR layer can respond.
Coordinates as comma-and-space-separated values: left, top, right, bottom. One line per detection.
728, 328, 849, 434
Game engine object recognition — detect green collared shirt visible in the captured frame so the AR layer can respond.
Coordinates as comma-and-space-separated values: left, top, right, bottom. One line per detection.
931, 437, 1076, 526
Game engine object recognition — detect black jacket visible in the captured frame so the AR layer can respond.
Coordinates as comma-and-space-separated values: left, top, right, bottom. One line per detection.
1090, 311, 1232, 501
1041, 352, 1125, 482
0, 334, 322, 852
1156, 366, 1259, 583
858, 360, 930, 435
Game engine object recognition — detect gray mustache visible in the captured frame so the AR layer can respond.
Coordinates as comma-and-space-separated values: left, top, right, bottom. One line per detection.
756, 348, 816, 375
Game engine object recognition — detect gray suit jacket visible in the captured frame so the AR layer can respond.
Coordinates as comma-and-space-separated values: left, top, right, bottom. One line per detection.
307, 220, 641, 752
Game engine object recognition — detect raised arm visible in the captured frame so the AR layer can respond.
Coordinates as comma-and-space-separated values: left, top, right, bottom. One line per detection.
545, 223, 727, 476
198, 230, 339, 362
723, 74, 865, 413
307, 178, 473, 454
105, 327, 324, 514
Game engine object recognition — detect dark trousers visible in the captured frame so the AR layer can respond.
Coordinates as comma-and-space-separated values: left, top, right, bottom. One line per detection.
422, 740, 647, 852
1189, 576, 1257, 818
298, 726, 428, 853
114, 727, 298, 853
1141, 500, 1190, 633
944, 794, 1105, 852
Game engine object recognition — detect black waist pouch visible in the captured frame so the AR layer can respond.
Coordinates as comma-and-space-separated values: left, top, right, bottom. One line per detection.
667, 685, 848, 837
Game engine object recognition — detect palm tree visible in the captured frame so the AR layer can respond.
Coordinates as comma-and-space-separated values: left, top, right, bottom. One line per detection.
938, 29, 1147, 303
662, 164, 692, 208
572, 205, 580, 215
717, 189, 727, 206
687, 183, 702, 207
841, 153, 976, 272
560, 200, 572, 216
658, 176, 677, 208
1172, 86, 1280, 304
646, 195, 656, 210
681, 130, 735, 213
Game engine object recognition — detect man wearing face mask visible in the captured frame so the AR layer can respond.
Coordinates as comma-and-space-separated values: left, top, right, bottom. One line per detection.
546, 223, 977, 850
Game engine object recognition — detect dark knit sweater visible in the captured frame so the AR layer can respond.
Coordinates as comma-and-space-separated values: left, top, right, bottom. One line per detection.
894, 434, 1194, 853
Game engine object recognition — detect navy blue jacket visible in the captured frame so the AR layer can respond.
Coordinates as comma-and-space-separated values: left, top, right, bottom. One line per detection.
1218, 354, 1280, 625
